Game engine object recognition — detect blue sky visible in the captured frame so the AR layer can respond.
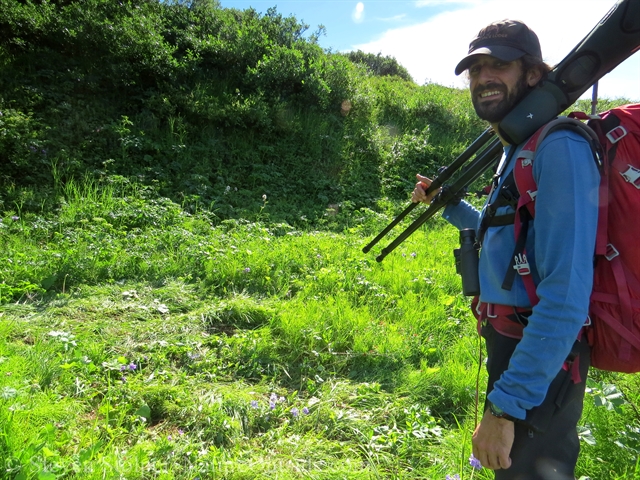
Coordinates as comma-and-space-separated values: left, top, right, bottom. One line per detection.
219, 0, 640, 102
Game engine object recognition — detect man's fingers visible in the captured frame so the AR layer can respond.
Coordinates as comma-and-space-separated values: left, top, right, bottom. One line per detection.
413, 174, 440, 204
477, 453, 506, 471
499, 454, 512, 470
411, 181, 426, 203
416, 173, 432, 186
475, 447, 511, 470
472, 415, 513, 471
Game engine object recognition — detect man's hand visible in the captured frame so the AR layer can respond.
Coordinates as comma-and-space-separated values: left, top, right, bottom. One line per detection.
411, 174, 440, 204
472, 409, 514, 470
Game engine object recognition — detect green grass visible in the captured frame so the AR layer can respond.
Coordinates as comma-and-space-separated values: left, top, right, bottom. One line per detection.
2, 2, 638, 477
1, 181, 640, 480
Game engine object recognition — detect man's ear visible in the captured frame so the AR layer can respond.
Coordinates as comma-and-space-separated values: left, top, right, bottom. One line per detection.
526, 67, 542, 87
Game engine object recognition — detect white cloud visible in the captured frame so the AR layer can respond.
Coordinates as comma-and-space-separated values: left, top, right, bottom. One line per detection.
380, 14, 407, 22
353, 0, 640, 101
415, 0, 478, 5
352, 2, 365, 23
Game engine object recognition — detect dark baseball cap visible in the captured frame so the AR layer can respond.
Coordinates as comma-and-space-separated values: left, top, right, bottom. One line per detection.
455, 19, 542, 75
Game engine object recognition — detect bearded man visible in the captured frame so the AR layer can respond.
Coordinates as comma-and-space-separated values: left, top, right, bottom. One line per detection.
413, 20, 599, 480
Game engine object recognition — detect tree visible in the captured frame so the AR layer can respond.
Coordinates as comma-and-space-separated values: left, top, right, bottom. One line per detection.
343, 50, 413, 82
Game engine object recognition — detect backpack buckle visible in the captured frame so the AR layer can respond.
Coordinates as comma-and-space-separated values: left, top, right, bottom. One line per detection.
513, 254, 531, 275
605, 243, 619, 261
606, 125, 627, 144
620, 165, 640, 189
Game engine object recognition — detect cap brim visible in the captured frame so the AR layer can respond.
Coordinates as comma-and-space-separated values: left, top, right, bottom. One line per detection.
454, 45, 527, 75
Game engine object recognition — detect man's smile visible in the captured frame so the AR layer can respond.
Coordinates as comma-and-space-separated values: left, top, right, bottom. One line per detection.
479, 90, 502, 99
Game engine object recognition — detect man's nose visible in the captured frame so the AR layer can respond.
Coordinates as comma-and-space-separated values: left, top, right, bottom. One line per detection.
476, 64, 498, 82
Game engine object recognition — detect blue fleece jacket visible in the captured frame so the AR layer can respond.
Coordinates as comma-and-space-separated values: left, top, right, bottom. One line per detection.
442, 129, 600, 420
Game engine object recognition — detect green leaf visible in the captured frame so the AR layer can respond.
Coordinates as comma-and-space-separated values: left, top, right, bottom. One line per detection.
40, 274, 58, 290
38, 472, 57, 480
0, 387, 18, 399
79, 441, 104, 464
135, 404, 151, 421
441, 295, 455, 306
41, 446, 56, 458
578, 426, 596, 446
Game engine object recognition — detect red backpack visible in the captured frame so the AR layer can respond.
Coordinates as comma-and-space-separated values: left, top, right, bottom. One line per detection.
511, 104, 640, 373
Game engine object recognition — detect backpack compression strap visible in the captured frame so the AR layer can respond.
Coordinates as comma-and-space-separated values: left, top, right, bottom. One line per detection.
570, 110, 625, 258
580, 108, 640, 361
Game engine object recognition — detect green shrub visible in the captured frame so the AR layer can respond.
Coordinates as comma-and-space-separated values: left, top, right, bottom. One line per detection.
0, 0, 482, 225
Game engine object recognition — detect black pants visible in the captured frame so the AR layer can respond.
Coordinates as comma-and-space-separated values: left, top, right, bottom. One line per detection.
482, 323, 591, 480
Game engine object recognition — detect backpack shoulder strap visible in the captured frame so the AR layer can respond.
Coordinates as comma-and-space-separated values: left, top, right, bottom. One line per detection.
502, 117, 602, 305
513, 117, 602, 212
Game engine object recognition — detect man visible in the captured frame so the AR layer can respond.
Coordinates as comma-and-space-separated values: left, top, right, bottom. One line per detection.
412, 20, 599, 479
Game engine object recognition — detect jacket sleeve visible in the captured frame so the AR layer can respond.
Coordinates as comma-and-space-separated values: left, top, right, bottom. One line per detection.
442, 200, 481, 230
487, 130, 600, 419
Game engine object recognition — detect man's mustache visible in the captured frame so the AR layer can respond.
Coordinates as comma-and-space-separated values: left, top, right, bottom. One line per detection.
473, 83, 507, 97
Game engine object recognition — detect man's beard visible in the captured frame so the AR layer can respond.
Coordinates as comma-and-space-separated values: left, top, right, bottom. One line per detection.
472, 73, 530, 123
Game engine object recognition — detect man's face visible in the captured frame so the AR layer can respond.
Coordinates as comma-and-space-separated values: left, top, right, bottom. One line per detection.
468, 56, 531, 123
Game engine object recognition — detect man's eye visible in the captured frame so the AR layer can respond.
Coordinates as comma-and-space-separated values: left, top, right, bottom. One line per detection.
469, 65, 481, 75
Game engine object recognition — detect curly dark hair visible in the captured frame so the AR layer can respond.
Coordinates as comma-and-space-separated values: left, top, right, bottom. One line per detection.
521, 54, 552, 84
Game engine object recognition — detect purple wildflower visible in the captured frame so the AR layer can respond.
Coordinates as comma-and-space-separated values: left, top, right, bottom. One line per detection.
129, 363, 137, 370
469, 453, 482, 470
250, 400, 259, 409
291, 408, 299, 418
11, 216, 19, 221
445, 475, 460, 480
270, 393, 277, 403
269, 402, 276, 410
121, 376, 126, 383
411, 252, 417, 258
120, 365, 127, 371
244, 267, 251, 273
302, 407, 309, 415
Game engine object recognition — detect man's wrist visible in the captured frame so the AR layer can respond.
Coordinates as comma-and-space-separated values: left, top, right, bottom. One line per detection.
488, 401, 516, 422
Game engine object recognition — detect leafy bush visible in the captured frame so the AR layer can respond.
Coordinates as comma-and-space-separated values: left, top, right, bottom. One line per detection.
343, 50, 414, 82
0, 0, 481, 225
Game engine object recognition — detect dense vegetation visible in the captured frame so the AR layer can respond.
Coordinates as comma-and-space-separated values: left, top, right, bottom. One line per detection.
1, 0, 639, 479
0, 0, 484, 226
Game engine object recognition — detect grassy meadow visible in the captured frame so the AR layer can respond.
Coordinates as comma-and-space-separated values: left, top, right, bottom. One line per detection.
2, 1, 640, 478
2, 180, 640, 480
